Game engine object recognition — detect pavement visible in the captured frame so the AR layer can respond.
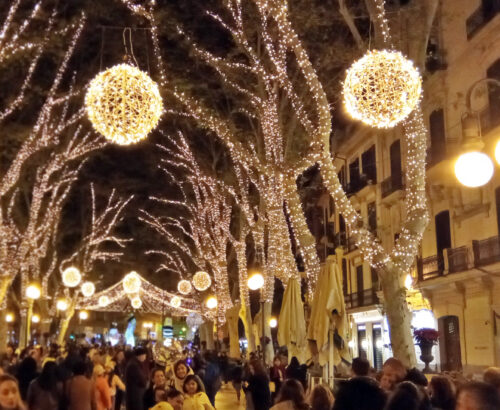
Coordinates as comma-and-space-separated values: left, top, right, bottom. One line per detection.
214, 382, 246, 410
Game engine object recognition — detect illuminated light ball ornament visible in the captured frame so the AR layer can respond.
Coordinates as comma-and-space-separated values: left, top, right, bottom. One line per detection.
80, 281, 95, 297
192, 271, 211, 291
79, 311, 89, 320
85, 64, 163, 145
247, 272, 264, 290
31, 314, 40, 323
26, 284, 41, 300
56, 299, 68, 311
177, 280, 192, 295
269, 317, 278, 328
131, 296, 142, 309
98, 295, 110, 307
123, 271, 141, 294
343, 50, 422, 128
205, 296, 217, 309
170, 296, 181, 308
62, 266, 82, 288
454, 151, 493, 187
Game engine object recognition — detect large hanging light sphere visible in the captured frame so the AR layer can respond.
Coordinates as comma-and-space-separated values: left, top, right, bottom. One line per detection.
79, 311, 89, 320
455, 151, 493, 187
56, 299, 68, 311
170, 296, 181, 308
85, 64, 163, 145
131, 296, 142, 309
192, 271, 211, 291
62, 267, 82, 288
247, 272, 264, 290
80, 281, 96, 298
123, 271, 141, 294
98, 295, 110, 307
26, 283, 41, 300
343, 50, 422, 128
31, 314, 40, 323
177, 280, 192, 295
205, 296, 218, 309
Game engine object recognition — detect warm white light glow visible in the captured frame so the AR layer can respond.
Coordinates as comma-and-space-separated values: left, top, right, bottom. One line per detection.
81, 282, 96, 298
143, 321, 153, 329
56, 299, 68, 311
361, 340, 368, 349
98, 295, 110, 307
247, 273, 264, 290
206, 296, 218, 309
79, 311, 89, 320
62, 267, 82, 288
85, 64, 163, 145
343, 49, 422, 128
131, 296, 142, 309
455, 151, 494, 187
26, 284, 41, 300
5, 313, 14, 323
405, 274, 413, 290
123, 271, 141, 294
495, 140, 500, 165
177, 280, 192, 295
192, 271, 211, 291
348, 340, 355, 348
31, 314, 40, 323
170, 296, 181, 308
269, 317, 278, 328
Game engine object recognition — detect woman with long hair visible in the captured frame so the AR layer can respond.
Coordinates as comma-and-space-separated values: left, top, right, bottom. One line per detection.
271, 379, 310, 410
245, 360, 271, 410
0, 374, 25, 410
428, 375, 455, 410
26, 361, 62, 410
308, 384, 333, 410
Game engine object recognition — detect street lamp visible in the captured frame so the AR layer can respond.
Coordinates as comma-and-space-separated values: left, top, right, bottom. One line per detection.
247, 272, 268, 364
247, 273, 264, 290
79, 311, 89, 321
5, 313, 13, 323
25, 283, 41, 347
269, 317, 278, 328
205, 296, 218, 309
31, 314, 40, 324
56, 299, 68, 312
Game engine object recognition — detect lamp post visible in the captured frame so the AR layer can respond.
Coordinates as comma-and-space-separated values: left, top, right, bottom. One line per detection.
25, 283, 41, 347
455, 78, 500, 187
247, 272, 266, 364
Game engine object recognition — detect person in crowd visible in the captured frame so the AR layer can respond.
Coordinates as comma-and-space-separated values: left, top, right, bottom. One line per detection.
332, 376, 386, 410
150, 389, 184, 410
455, 381, 500, 410
245, 360, 271, 410
384, 381, 429, 410
351, 358, 370, 378
93, 364, 112, 410
428, 375, 455, 410
0, 346, 17, 373
182, 374, 214, 410
105, 361, 125, 410
26, 360, 62, 410
285, 357, 307, 390
66, 360, 96, 410
379, 358, 407, 392
0, 374, 25, 410
230, 362, 243, 402
405, 368, 429, 387
200, 353, 221, 406
113, 350, 126, 410
270, 378, 309, 410
307, 384, 334, 410
125, 347, 148, 410
144, 369, 167, 409
483, 367, 500, 394
270, 357, 285, 400
168, 360, 192, 393
15, 357, 38, 402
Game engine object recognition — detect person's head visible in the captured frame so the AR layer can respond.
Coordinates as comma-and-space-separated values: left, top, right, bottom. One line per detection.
0, 374, 22, 410
332, 376, 386, 410
151, 368, 166, 387
5, 347, 13, 357
183, 375, 204, 395
134, 347, 147, 362
18, 357, 37, 376
174, 360, 188, 380
428, 375, 455, 410
249, 360, 267, 377
351, 357, 370, 377
273, 357, 281, 367
166, 389, 184, 410
72, 360, 87, 376
405, 368, 428, 387
275, 379, 308, 409
38, 361, 58, 391
308, 384, 334, 410
456, 381, 500, 410
115, 350, 124, 363
483, 367, 500, 391
384, 381, 426, 410
289, 357, 299, 367
154, 387, 166, 403
93, 364, 105, 379
380, 358, 406, 391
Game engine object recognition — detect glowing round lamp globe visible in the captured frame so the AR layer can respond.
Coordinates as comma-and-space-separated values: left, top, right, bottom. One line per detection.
26, 284, 41, 300
56, 299, 68, 311
495, 140, 500, 165
247, 273, 264, 290
206, 296, 218, 309
98, 295, 110, 307
79, 311, 89, 320
31, 314, 40, 323
123, 271, 141, 294
131, 296, 142, 309
62, 267, 81, 288
269, 318, 278, 328
177, 280, 192, 295
170, 296, 181, 308
343, 50, 422, 128
454, 151, 493, 187
193, 271, 211, 291
85, 64, 163, 145
81, 281, 95, 298
5, 313, 13, 323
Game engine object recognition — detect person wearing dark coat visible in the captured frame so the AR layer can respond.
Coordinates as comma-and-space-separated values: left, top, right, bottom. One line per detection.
201, 353, 221, 406
285, 357, 307, 390
125, 347, 148, 410
245, 360, 271, 410
16, 356, 39, 401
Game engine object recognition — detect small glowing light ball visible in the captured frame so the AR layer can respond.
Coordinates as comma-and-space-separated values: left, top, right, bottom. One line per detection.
31, 314, 40, 323
98, 295, 110, 307
85, 64, 163, 145
269, 317, 278, 328
56, 299, 68, 311
177, 280, 192, 295
5, 313, 14, 323
495, 140, 500, 165
131, 296, 142, 309
62, 267, 82, 288
123, 271, 141, 294
343, 50, 422, 128
81, 281, 95, 297
247, 273, 264, 290
206, 296, 218, 309
404, 274, 413, 290
193, 271, 211, 291
170, 296, 181, 308
79, 311, 89, 320
26, 284, 41, 300
454, 151, 493, 187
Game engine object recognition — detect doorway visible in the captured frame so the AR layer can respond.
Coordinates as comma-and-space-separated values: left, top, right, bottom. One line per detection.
435, 210, 451, 274
438, 316, 462, 371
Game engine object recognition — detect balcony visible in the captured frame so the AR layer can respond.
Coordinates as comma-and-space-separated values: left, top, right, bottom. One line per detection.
472, 235, 500, 267
447, 246, 470, 273
345, 288, 379, 309
417, 255, 441, 281
466, 0, 500, 40
381, 173, 404, 198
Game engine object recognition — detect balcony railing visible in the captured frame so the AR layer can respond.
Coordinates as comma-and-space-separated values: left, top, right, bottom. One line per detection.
345, 288, 379, 309
381, 173, 404, 198
418, 255, 441, 281
473, 236, 500, 267
448, 246, 469, 273
466, 0, 500, 40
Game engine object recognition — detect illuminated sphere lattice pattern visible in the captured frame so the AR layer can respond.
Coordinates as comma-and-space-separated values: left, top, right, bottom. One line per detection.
192, 271, 211, 291
177, 280, 192, 295
81, 281, 95, 297
98, 295, 110, 307
62, 267, 82, 288
123, 271, 141, 294
170, 296, 181, 308
131, 296, 142, 309
343, 50, 422, 128
85, 64, 163, 145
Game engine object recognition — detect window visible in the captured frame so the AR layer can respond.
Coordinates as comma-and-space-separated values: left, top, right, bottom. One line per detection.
429, 109, 446, 164
487, 59, 500, 130
466, 0, 500, 39
368, 202, 377, 233
338, 165, 346, 189
342, 259, 348, 296
349, 158, 360, 187
356, 265, 364, 306
362, 145, 377, 183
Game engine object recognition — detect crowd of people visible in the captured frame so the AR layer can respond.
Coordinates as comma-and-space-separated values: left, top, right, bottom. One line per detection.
0, 342, 499, 410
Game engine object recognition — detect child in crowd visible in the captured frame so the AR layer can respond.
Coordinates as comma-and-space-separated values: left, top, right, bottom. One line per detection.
182, 374, 214, 410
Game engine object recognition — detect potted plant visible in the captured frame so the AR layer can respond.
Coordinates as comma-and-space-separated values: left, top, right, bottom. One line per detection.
414, 328, 439, 373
